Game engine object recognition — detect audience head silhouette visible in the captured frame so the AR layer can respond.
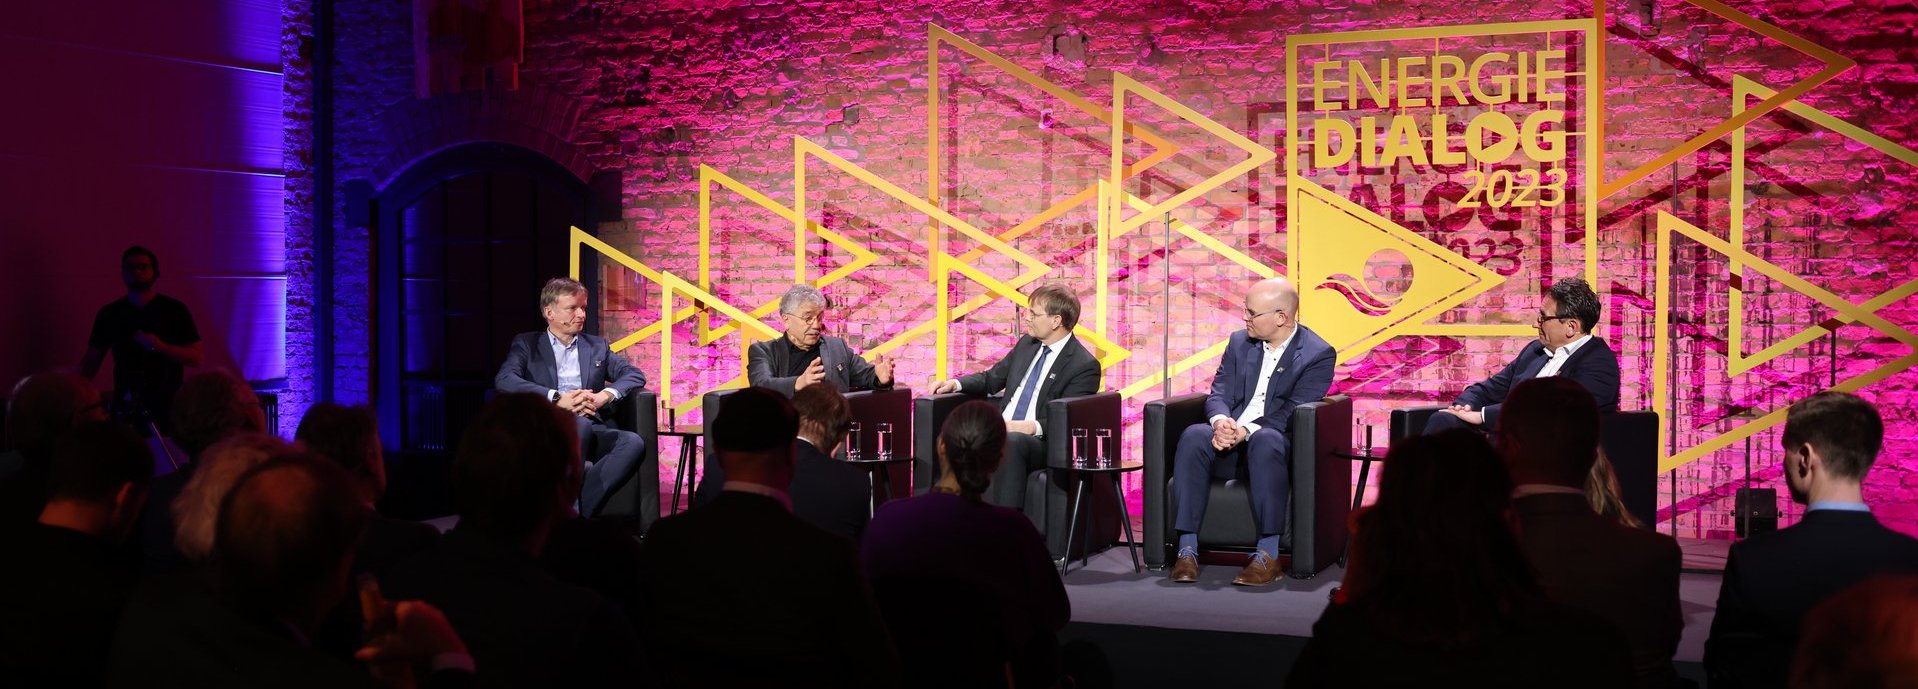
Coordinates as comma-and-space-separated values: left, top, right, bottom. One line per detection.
173, 433, 288, 562
213, 452, 369, 631
452, 392, 579, 548
792, 384, 852, 451
1791, 574, 1918, 689
44, 420, 153, 542
1781, 391, 1882, 504
937, 400, 1007, 500
295, 402, 385, 504
169, 370, 265, 462
6, 371, 105, 455
711, 387, 799, 489
1344, 428, 1535, 646
1496, 376, 1601, 487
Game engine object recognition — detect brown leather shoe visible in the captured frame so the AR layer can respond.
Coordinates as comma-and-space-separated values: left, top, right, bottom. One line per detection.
1231, 550, 1283, 586
1169, 552, 1200, 583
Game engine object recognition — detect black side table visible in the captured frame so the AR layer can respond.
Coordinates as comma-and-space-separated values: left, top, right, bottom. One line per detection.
660, 424, 702, 515
1332, 448, 1387, 511
1060, 461, 1143, 576
838, 455, 915, 516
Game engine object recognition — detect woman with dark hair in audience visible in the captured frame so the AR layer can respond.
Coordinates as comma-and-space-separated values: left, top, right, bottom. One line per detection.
862, 400, 1069, 688
1287, 429, 1635, 688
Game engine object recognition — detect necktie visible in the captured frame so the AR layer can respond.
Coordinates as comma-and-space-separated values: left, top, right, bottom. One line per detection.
1009, 345, 1051, 421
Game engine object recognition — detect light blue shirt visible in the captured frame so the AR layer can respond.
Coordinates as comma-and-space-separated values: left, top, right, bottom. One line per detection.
1807, 501, 1870, 513
548, 331, 583, 395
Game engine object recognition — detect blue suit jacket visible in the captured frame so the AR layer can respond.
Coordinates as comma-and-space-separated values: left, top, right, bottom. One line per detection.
1454, 336, 1620, 430
1204, 325, 1337, 434
495, 330, 648, 402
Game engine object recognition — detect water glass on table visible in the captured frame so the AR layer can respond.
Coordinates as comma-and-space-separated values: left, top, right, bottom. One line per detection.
875, 423, 894, 461
1093, 429, 1115, 468
846, 422, 863, 461
1070, 428, 1090, 468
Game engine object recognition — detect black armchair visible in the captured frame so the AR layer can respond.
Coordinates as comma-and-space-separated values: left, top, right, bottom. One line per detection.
594, 390, 662, 532
1142, 394, 1352, 578
1390, 405, 1659, 528
912, 392, 1122, 559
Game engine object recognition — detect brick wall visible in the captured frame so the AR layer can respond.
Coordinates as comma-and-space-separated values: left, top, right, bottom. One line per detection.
310, 0, 1918, 536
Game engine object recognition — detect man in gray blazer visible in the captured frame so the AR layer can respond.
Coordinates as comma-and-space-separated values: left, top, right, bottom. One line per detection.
495, 278, 649, 518
747, 284, 895, 397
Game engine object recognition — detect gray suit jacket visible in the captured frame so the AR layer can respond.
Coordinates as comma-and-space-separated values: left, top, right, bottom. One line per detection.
747, 334, 889, 398
495, 330, 648, 402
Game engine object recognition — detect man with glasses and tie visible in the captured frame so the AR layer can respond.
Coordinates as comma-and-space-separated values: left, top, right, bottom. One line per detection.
1167, 277, 1336, 586
1422, 277, 1619, 435
930, 283, 1099, 511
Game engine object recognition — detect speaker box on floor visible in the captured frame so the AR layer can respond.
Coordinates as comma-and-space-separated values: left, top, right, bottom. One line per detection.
1735, 487, 1778, 537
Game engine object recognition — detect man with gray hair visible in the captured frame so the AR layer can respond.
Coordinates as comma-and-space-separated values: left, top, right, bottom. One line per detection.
747, 283, 895, 397
496, 277, 650, 519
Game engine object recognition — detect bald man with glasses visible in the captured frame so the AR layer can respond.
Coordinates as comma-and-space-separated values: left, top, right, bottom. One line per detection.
1168, 277, 1336, 586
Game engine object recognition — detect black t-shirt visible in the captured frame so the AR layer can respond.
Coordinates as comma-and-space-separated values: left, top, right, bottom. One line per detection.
779, 336, 821, 378
87, 294, 199, 410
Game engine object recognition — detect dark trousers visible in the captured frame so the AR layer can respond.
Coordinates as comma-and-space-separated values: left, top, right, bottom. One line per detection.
1172, 423, 1290, 536
985, 432, 1046, 512
575, 415, 646, 518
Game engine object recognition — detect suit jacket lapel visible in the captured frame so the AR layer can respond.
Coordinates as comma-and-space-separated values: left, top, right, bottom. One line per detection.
1518, 342, 1552, 380
531, 333, 557, 389
1260, 335, 1304, 417
1040, 338, 1075, 400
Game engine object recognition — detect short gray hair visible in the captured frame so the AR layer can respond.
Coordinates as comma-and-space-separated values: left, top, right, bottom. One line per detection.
779, 284, 828, 315
539, 277, 587, 309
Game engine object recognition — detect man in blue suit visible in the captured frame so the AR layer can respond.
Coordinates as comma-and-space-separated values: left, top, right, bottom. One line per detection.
1424, 277, 1619, 434
495, 277, 650, 518
1169, 277, 1336, 586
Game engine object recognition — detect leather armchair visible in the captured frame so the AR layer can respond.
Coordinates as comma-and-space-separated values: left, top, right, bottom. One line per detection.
592, 390, 662, 532
912, 392, 1123, 559
1142, 394, 1352, 578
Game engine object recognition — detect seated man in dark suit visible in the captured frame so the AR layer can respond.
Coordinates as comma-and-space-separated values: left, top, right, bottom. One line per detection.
383, 394, 644, 688
930, 283, 1101, 511
495, 277, 650, 518
1706, 391, 1918, 689
1167, 277, 1335, 587
0, 421, 151, 686
638, 387, 898, 688
1498, 377, 1683, 688
111, 453, 476, 689
296, 403, 436, 578
790, 384, 874, 541
748, 283, 895, 396
1424, 277, 1619, 434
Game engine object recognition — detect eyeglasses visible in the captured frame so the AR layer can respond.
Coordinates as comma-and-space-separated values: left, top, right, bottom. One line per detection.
1025, 309, 1057, 321
784, 311, 824, 326
1243, 307, 1287, 322
1536, 312, 1577, 325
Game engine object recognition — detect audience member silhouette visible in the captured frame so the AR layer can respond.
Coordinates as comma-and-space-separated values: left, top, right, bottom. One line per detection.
863, 399, 1069, 689
1287, 429, 1634, 688
138, 369, 265, 572
297, 403, 436, 578
171, 433, 287, 563
1789, 574, 1918, 689
789, 384, 875, 541
0, 421, 151, 686
381, 393, 644, 689
110, 453, 474, 688
638, 386, 898, 688
0, 371, 110, 524
1498, 377, 1683, 688
1706, 391, 1918, 689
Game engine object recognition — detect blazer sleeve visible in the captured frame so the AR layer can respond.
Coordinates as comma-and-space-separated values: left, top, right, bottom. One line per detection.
747, 339, 799, 397
601, 340, 647, 398
1704, 544, 1756, 684
1204, 343, 1241, 421
495, 334, 549, 395
843, 340, 891, 391
1566, 342, 1622, 412
1251, 345, 1336, 432
955, 340, 1022, 396
1454, 347, 1530, 410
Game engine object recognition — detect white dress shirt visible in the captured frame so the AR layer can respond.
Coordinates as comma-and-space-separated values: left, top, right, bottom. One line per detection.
1535, 333, 1593, 379
1211, 327, 1298, 436
546, 331, 619, 403
949, 335, 1074, 437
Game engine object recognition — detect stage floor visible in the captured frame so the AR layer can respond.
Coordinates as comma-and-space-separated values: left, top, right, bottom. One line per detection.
1062, 537, 1731, 664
